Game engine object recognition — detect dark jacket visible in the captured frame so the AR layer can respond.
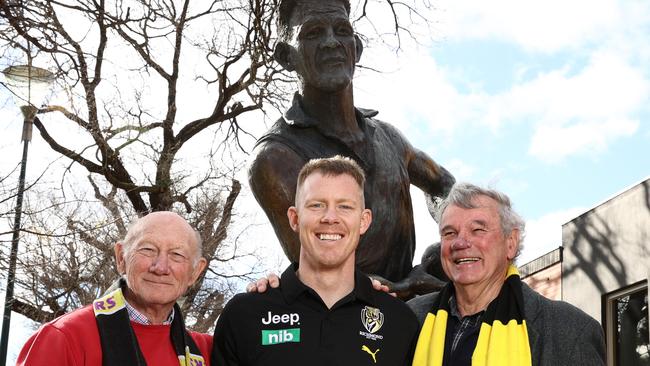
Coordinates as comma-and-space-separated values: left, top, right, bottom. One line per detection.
407, 282, 606, 366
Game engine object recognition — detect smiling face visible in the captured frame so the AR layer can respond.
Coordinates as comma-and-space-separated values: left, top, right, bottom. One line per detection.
288, 172, 371, 273
439, 195, 519, 293
115, 212, 207, 321
279, 0, 361, 92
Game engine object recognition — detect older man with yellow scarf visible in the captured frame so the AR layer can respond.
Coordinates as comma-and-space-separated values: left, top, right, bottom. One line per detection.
408, 183, 605, 366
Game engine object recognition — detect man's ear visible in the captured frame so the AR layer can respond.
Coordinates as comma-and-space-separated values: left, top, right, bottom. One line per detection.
274, 42, 295, 72
359, 208, 372, 235
114, 242, 126, 275
354, 34, 363, 63
287, 206, 300, 233
190, 258, 208, 286
506, 229, 520, 261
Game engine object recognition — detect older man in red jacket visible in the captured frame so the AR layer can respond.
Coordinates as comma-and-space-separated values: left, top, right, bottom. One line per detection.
17, 211, 211, 366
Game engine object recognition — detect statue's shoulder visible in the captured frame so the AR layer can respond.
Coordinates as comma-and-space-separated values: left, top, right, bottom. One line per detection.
355, 107, 403, 134
257, 116, 321, 144
254, 115, 334, 163
256, 117, 291, 143
249, 141, 303, 176
361, 113, 412, 150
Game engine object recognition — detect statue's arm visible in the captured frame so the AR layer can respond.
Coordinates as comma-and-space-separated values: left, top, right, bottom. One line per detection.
377, 120, 455, 197
407, 146, 455, 221
248, 142, 304, 262
407, 146, 455, 198
379, 122, 455, 219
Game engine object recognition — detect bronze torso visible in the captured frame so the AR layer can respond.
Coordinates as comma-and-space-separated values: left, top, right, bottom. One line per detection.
253, 95, 417, 281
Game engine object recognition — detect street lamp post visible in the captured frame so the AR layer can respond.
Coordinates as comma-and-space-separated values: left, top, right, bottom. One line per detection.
0, 64, 54, 366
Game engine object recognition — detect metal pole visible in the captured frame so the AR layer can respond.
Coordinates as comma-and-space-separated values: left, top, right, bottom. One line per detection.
0, 119, 31, 366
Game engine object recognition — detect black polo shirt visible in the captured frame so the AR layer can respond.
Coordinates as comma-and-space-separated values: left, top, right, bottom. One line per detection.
212, 264, 419, 366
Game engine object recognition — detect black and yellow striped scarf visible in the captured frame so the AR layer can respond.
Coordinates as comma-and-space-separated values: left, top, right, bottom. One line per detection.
412, 265, 531, 366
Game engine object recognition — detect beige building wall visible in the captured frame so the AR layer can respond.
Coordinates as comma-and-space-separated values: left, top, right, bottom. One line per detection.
562, 178, 650, 322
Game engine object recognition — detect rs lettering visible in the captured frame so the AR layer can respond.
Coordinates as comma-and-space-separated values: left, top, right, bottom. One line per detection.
94, 296, 116, 311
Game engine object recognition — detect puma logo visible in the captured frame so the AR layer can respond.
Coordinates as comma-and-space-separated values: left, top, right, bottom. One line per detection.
361, 345, 380, 363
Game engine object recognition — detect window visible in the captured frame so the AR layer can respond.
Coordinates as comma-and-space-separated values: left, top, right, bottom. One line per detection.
605, 280, 649, 366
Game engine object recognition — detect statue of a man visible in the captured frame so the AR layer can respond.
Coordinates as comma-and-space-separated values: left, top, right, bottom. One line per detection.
249, 0, 454, 294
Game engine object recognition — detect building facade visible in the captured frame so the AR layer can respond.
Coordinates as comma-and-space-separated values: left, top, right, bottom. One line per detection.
561, 177, 649, 366
520, 177, 650, 365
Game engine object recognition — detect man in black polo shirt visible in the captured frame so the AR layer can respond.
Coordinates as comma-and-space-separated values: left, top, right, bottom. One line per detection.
212, 156, 419, 365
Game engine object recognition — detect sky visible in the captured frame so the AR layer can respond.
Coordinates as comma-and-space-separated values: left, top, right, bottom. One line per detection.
349, 0, 650, 265
2, 0, 650, 360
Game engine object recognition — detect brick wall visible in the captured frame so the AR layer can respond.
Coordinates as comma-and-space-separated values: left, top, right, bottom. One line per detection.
521, 262, 562, 301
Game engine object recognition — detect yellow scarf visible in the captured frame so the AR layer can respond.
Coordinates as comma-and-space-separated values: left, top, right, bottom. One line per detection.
412, 265, 532, 366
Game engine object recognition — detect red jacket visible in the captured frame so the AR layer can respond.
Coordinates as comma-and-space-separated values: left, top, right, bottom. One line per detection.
17, 305, 212, 366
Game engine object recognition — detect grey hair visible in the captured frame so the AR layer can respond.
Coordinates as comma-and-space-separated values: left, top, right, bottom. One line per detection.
121, 214, 204, 267
436, 182, 526, 261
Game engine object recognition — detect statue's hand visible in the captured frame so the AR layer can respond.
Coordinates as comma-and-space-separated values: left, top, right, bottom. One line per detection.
246, 273, 280, 293
370, 247, 448, 300
386, 271, 447, 299
425, 194, 444, 224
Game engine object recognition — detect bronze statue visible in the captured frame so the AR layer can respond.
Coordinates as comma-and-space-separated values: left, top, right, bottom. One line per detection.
249, 0, 454, 295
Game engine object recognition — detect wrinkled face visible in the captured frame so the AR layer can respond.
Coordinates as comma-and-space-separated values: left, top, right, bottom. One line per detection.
287, 1, 359, 91
288, 172, 371, 272
439, 196, 518, 291
115, 212, 206, 312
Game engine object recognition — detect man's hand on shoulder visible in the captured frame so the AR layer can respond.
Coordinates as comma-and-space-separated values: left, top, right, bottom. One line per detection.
370, 277, 396, 297
246, 273, 280, 293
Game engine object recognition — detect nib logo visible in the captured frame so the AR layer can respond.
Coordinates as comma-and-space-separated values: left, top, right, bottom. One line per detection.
261, 328, 301, 345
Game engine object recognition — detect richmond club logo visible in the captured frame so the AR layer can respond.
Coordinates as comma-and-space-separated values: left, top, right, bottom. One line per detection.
361, 306, 384, 334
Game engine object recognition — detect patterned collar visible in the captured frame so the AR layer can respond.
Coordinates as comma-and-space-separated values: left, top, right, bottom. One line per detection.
447, 294, 485, 353
282, 92, 378, 128
448, 293, 485, 321
124, 298, 174, 325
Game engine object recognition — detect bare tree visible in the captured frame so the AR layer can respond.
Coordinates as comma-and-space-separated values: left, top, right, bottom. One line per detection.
7, 176, 253, 331
1, 0, 281, 212
0, 0, 437, 328
0, 0, 280, 328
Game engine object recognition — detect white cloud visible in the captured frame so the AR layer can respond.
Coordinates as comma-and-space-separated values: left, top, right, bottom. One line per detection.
358, 26, 649, 164
442, 158, 476, 181
528, 119, 639, 163
451, 50, 647, 163
442, 0, 622, 53
521, 51, 646, 162
410, 187, 440, 265
350, 0, 650, 168
519, 207, 586, 264
354, 46, 475, 139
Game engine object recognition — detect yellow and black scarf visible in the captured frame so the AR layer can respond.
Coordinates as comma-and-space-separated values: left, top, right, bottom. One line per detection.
92, 279, 205, 366
412, 265, 531, 366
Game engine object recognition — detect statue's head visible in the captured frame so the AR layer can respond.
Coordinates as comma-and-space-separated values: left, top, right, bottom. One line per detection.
274, 0, 363, 92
